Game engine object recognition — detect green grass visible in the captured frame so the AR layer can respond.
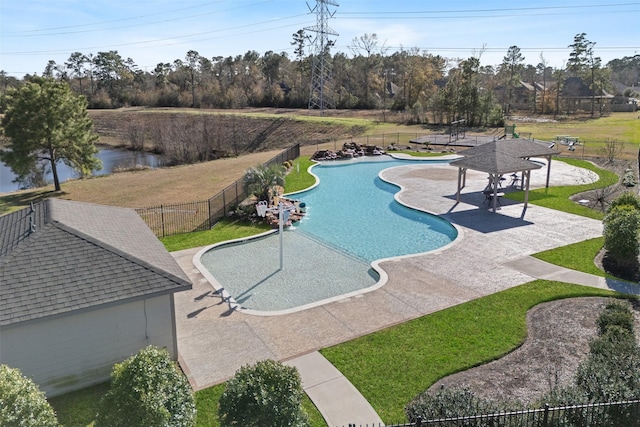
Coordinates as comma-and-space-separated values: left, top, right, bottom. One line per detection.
0, 188, 59, 216
193, 384, 224, 427
192, 383, 327, 427
49, 382, 108, 426
392, 150, 451, 157
48, 144, 628, 426
51, 379, 326, 427
159, 218, 272, 252
320, 280, 622, 423
52, 284, 619, 426
284, 156, 317, 194
513, 112, 640, 147
532, 237, 612, 277
505, 157, 619, 220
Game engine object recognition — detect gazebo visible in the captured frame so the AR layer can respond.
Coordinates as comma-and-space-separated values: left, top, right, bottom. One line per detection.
450, 139, 560, 213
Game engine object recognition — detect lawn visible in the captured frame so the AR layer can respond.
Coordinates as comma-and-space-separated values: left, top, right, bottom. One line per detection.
505, 157, 619, 220
45, 121, 632, 426
512, 112, 640, 160
51, 379, 327, 427
320, 281, 620, 423
159, 218, 272, 252
284, 156, 318, 194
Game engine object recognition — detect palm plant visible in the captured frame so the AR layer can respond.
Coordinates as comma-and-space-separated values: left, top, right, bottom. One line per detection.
243, 163, 287, 204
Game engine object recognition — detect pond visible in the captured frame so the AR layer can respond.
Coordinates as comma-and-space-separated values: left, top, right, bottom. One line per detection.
0, 147, 164, 193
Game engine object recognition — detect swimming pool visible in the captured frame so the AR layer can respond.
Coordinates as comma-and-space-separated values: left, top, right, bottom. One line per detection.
294, 157, 456, 262
196, 156, 458, 314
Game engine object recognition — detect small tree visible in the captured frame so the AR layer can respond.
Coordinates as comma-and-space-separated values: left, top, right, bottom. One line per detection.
218, 359, 309, 427
0, 77, 101, 191
0, 365, 59, 427
96, 346, 195, 427
243, 163, 287, 204
599, 138, 625, 164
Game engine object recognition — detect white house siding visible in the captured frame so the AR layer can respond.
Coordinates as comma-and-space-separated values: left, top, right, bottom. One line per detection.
0, 294, 176, 397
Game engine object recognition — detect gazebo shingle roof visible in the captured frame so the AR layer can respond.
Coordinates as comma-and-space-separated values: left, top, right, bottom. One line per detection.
0, 199, 192, 326
450, 148, 542, 174
460, 139, 559, 159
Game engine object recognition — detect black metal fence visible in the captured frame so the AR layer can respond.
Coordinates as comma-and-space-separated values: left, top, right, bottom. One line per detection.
341, 400, 640, 427
136, 143, 300, 237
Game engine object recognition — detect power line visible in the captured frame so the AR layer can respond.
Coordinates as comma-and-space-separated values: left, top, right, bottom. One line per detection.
4, 1, 276, 37
338, 2, 640, 15
336, 9, 637, 20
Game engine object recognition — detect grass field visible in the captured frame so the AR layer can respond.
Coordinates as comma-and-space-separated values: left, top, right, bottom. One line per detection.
2, 110, 638, 215
512, 112, 640, 160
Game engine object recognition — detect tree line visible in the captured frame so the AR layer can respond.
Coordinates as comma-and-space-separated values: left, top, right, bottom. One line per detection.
1, 32, 638, 126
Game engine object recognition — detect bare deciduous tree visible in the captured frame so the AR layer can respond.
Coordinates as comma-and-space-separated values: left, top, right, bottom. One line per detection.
599, 138, 625, 164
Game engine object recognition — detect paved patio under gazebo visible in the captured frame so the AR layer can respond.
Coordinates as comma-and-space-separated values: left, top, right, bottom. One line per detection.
450, 139, 560, 214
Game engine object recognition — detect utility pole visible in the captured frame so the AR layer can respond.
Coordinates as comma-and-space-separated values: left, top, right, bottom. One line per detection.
305, 0, 339, 113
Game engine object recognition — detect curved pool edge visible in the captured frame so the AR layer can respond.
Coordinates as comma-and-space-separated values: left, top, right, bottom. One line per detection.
378, 163, 465, 252
192, 225, 461, 317
193, 155, 464, 317
192, 229, 278, 311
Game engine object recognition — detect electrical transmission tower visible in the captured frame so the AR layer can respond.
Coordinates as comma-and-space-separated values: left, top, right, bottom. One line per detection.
305, 0, 339, 112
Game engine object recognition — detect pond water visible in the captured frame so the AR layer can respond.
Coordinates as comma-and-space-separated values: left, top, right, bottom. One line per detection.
0, 147, 164, 193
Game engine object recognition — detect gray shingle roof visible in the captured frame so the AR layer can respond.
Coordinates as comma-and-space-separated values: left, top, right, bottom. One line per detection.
459, 139, 559, 158
0, 199, 191, 326
450, 139, 557, 176
450, 149, 543, 175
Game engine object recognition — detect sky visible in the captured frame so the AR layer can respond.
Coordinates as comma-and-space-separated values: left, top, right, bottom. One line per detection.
1, 0, 638, 78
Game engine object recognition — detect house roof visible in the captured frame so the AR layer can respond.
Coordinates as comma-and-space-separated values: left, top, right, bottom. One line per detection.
0, 199, 192, 327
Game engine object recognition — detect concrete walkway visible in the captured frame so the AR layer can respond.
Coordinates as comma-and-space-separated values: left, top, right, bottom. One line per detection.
285, 352, 383, 427
172, 158, 635, 427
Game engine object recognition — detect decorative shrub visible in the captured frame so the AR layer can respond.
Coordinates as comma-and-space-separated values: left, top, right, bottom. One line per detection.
95, 346, 196, 427
596, 301, 635, 335
0, 364, 58, 427
543, 301, 640, 406
622, 168, 637, 187
405, 387, 519, 422
218, 359, 309, 427
603, 204, 640, 268
607, 191, 640, 212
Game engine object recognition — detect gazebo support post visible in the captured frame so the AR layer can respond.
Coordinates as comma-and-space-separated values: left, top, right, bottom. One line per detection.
523, 170, 532, 209
456, 167, 466, 201
545, 155, 552, 189
491, 173, 499, 213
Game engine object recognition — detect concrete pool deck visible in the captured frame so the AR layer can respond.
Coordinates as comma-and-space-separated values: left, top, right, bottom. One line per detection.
171, 157, 632, 426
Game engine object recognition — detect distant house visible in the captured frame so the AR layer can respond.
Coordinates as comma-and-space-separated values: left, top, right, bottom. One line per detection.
0, 199, 192, 397
560, 76, 614, 114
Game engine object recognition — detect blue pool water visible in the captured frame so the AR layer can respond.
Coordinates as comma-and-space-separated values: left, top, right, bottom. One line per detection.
293, 157, 457, 262
198, 156, 457, 313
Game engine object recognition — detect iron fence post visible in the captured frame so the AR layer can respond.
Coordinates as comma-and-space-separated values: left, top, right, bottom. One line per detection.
543, 403, 549, 427
160, 204, 165, 238
222, 190, 226, 216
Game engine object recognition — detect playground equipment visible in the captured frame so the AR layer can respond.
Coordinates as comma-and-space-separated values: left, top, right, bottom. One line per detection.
504, 124, 519, 138
448, 119, 466, 144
